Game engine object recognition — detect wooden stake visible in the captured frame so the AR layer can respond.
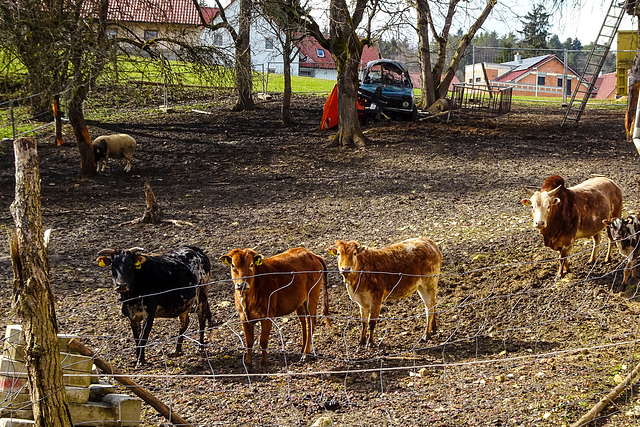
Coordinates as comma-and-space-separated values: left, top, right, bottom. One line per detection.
67, 338, 192, 427
570, 359, 640, 427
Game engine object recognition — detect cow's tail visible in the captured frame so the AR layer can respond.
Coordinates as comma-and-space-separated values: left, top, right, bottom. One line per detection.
320, 257, 331, 327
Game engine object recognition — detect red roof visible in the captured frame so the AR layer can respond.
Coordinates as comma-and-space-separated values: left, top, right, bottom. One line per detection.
107, 0, 202, 24
409, 73, 460, 90
594, 72, 617, 99
297, 36, 380, 69
200, 6, 219, 24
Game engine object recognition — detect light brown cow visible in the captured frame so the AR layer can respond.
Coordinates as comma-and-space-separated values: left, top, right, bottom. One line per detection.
327, 238, 442, 347
220, 247, 329, 367
521, 175, 623, 278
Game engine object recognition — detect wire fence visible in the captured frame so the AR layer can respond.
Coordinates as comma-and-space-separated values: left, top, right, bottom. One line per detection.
2, 236, 640, 425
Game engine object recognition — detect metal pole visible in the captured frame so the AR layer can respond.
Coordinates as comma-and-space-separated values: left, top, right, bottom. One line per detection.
9, 100, 16, 140
163, 73, 168, 108
563, 49, 568, 106
266, 62, 270, 94
472, 46, 475, 87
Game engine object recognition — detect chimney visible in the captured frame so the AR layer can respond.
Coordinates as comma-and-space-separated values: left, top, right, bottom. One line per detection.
515, 53, 522, 63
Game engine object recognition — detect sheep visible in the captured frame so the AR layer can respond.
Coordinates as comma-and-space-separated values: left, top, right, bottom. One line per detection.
93, 133, 136, 172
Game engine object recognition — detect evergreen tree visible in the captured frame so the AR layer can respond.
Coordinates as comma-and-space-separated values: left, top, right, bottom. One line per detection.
518, 3, 550, 56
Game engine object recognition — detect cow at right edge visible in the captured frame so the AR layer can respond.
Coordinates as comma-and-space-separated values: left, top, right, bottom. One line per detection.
521, 175, 622, 278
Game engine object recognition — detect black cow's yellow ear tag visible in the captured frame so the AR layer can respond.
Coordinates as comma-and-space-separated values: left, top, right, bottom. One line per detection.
98, 258, 106, 267
134, 260, 142, 269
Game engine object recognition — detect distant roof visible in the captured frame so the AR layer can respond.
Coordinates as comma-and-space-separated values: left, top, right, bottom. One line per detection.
297, 36, 380, 69
409, 73, 460, 90
494, 54, 579, 83
594, 72, 617, 99
107, 0, 203, 25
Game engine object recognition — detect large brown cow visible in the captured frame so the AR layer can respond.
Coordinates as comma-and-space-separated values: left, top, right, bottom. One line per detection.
521, 175, 623, 278
327, 238, 442, 347
220, 247, 330, 367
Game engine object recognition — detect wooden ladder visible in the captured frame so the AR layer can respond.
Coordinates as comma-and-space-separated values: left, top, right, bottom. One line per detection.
561, 0, 626, 126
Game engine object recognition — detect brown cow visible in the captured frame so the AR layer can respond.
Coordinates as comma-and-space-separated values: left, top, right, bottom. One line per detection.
327, 238, 441, 347
220, 247, 329, 367
521, 175, 623, 278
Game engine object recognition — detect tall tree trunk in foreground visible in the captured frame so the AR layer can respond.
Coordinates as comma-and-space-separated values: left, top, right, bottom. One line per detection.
10, 137, 73, 427
329, 0, 367, 148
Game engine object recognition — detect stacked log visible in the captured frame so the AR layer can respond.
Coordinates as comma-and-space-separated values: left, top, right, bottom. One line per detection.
0, 325, 141, 426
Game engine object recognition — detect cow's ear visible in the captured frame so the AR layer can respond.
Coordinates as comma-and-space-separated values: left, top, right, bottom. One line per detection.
603, 219, 611, 226
327, 246, 337, 256
254, 254, 263, 266
521, 199, 531, 206
134, 255, 146, 269
96, 256, 111, 267
552, 197, 561, 206
220, 255, 231, 266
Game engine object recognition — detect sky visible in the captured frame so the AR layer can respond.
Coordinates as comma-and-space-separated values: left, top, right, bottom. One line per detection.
481, 0, 637, 47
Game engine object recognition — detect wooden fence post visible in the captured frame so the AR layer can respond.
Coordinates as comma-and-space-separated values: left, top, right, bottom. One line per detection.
9, 137, 73, 427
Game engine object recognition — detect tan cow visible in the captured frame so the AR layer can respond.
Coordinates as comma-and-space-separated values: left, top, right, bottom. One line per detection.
220, 247, 329, 367
327, 238, 442, 347
522, 175, 622, 278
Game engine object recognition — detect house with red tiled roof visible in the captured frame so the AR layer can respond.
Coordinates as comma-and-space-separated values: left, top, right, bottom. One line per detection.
464, 54, 588, 98
104, 0, 216, 55
202, 0, 381, 78
296, 36, 381, 80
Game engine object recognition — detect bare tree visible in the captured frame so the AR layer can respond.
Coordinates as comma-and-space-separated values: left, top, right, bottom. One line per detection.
416, 0, 497, 108
292, 0, 373, 147
195, 0, 256, 111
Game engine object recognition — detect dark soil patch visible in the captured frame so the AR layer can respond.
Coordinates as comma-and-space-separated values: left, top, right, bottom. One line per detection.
2, 95, 640, 426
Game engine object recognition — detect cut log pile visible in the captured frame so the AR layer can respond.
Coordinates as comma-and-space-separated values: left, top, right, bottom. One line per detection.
0, 325, 141, 427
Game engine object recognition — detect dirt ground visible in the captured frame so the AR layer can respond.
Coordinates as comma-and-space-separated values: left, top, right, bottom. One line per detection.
2, 92, 640, 426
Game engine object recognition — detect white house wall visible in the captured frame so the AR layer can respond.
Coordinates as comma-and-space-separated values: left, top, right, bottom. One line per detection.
201, 2, 300, 76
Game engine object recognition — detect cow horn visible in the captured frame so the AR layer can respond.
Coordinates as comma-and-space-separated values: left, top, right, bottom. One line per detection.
97, 248, 116, 256
522, 186, 535, 196
127, 247, 145, 254
547, 185, 562, 197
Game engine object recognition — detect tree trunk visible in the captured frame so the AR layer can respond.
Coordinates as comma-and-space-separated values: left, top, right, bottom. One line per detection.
626, 21, 640, 137
9, 137, 73, 427
417, 0, 435, 109
67, 100, 96, 178
281, 33, 292, 126
332, 59, 365, 148
232, 0, 255, 111
329, 0, 366, 148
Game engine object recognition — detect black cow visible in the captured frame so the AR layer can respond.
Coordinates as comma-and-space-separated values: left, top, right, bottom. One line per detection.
603, 216, 640, 284
96, 246, 212, 365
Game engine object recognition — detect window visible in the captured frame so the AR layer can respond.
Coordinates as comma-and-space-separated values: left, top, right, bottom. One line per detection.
557, 77, 563, 87
316, 48, 325, 58
475, 77, 481, 82
468, 78, 473, 83
213, 33, 223, 46
265, 38, 274, 50
537, 75, 545, 86
566, 78, 572, 95
106, 29, 117, 39
144, 30, 158, 42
